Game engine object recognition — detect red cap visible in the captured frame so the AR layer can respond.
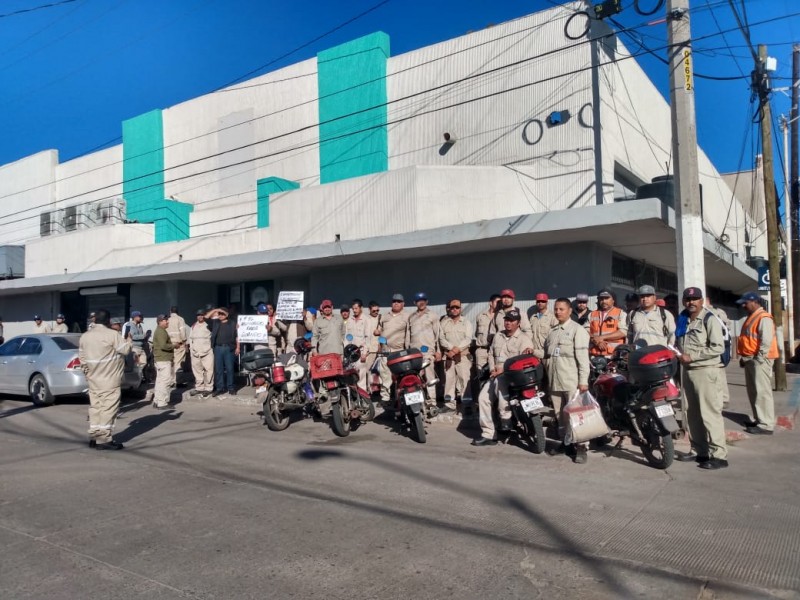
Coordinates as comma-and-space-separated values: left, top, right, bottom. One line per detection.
500, 288, 515, 299
656, 299, 666, 307
320, 299, 333, 309
535, 293, 549, 302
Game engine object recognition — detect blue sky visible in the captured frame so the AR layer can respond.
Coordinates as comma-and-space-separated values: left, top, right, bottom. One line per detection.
0, 0, 797, 194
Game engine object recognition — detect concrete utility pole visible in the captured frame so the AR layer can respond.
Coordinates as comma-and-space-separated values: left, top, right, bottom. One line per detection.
781, 115, 795, 358
755, 44, 787, 390
667, 0, 705, 295
791, 45, 799, 345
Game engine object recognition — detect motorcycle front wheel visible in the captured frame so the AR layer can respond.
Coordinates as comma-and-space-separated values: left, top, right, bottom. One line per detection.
516, 409, 546, 454
263, 388, 291, 431
411, 409, 427, 443
331, 389, 352, 437
637, 412, 674, 469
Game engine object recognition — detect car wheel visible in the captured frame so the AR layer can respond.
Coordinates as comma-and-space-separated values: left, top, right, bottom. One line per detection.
30, 374, 55, 406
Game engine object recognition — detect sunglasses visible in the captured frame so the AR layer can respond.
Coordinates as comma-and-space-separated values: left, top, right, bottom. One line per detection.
448, 306, 461, 310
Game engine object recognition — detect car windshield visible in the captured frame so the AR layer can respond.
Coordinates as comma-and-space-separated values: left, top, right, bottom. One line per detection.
52, 336, 79, 350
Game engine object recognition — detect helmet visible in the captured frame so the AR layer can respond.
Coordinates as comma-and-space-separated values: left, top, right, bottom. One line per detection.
293, 338, 312, 355
343, 343, 361, 363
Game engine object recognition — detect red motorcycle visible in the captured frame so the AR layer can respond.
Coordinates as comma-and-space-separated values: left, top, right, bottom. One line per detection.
591, 344, 680, 469
386, 347, 431, 443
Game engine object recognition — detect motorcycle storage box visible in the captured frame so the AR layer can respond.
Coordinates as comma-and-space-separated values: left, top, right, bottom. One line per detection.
628, 345, 677, 386
387, 348, 424, 376
310, 353, 345, 380
503, 355, 544, 389
241, 348, 275, 371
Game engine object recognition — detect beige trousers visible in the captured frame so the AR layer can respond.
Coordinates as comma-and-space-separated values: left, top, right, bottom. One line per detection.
683, 366, 727, 459
549, 391, 571, 440
154, 361, 173, 407
87, 385, 121, 443
191, 352, 214, 392
477, 375, 510, 440
744, 358, 775, 430
172, 345, 186, 384
444, 354, 471, 402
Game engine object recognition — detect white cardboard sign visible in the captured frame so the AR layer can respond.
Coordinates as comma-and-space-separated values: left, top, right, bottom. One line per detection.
237, 315, 269, 343
275, 291, 304, 321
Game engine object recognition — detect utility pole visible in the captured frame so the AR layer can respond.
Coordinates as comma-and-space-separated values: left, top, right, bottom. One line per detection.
667, 0, 705, 295
755, 44, 787, 390
781, 115, 795, 359
791, 45, 799, 346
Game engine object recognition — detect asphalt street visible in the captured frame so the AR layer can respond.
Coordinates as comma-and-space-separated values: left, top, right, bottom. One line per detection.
1, 365, 799, 600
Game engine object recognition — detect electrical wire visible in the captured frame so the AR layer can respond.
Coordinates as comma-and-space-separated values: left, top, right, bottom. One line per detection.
0, 0, 77, 19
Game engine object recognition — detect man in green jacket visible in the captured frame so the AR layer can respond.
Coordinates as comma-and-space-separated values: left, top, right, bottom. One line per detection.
152, 314, 175, 410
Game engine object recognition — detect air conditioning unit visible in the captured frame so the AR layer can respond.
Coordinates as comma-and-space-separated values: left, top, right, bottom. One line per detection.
88, 198, 126, 226
40, 209, 65, 237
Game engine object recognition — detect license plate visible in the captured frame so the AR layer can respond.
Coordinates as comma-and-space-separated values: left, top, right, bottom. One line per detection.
404, 391, 424, 406
256, 386, 267, 394
521, 397, 544, 413
655, 404, 674, 418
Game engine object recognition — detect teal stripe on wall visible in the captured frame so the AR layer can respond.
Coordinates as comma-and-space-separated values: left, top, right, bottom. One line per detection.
317, 32, 390, 184
257, 177, 300, 228
122, 109, 192, 243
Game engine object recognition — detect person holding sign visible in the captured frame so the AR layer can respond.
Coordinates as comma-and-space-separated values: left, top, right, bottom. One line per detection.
258, 303, 285, 353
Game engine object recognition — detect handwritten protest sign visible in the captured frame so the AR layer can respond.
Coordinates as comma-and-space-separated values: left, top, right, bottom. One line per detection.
275, 291, 304, 321
237, 315, 269, 343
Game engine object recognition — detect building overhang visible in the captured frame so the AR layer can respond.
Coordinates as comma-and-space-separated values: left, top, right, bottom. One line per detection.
0, 198, 756, 296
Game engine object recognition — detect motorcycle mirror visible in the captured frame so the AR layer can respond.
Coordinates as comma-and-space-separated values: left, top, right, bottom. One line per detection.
378, 336, 387, 344
420, 345, 429, 353
304, 332, 312, 340
346, 334, 354, 341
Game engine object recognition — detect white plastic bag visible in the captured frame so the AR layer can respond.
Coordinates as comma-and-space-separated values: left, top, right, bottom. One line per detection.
563, 390, 609, 444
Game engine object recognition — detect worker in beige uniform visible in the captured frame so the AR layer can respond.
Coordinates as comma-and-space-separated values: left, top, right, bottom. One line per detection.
470, 294, 499, 402
345, 299, 370, 384
627, 285, 676, 347
79, 309, 132, 450
311, 299, 345, 355
188, 309, 214, 398
33, 315, 51, 334
543, 298, 591, 463
438, 299, 473, 412
375, 294, 410, 403
51, 313, 68, 333
493, 289, 533, 343
531, 292, 559, 356
706, 298, 732, 406
674, 287, 728, 470
409, 292, 440, 411
152, 314, 176, 410
363, 301, 383, 392
259, 303, 285, 353
167, 306, 187, 385
736, 291, 778, 435
472, 309, 532, 446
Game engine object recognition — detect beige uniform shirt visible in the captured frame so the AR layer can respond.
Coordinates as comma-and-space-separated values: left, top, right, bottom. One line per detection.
345, 314, 370, 352
381, 310, 410, 352
678, 307, 724, 369
33, 322, 51, 334
51, 323, 69, 334
79, 324, 131, 388
167, 313, 187, 344
543, 319, 590, 391
365, 313, 382, 352
439, 317, 474, 353
409, 309, 440, 354
530, 310, 559, 352
475, 308, 496, 348
312, 315, 345, 355
189, 322, 213, 357
493, 306, 533, 342
282, 321, 307, 351
488, 328, 529, 371
628, 307, 676, 347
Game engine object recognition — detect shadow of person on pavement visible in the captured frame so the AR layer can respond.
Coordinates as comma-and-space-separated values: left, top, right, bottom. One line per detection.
722, 410, 755, 427
115, 410, 183, 444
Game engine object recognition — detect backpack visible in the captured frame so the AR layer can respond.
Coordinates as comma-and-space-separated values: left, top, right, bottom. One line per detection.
703, 311, 731, 366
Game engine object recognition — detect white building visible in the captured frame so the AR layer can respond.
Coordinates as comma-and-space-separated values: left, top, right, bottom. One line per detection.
0, 4, 763, 336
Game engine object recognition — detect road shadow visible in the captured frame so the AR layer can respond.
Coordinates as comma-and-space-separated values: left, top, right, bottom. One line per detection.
0, 403, 43, 419
115, 410, 183, 444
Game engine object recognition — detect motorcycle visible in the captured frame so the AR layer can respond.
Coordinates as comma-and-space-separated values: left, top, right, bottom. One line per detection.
310, 339, 374, 437
243, 335, 314, 431
386, 344, 434, 443
499, 355, 548, 454
590, 344, 681, 469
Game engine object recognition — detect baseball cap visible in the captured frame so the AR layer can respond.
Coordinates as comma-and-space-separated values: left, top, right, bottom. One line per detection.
196, 309, 206, 316
414, 292, 427, 302
131, 310, 142, 318
535, 293, 549, 302
256, 303, 268, 314
576, 293, 589, 302
320, 299, 333, 309
340, 304, 351, 312
637, 284, 656, 296
503, 309, 522, 321
736, 291, 761, 304
682, 286, 704, 299
306, 306, 318, 315
391, 293, 404, 302
596, 289, 613, 298
156, 314, 168, 321
500, 288, 516, 299
56, 313, 65, 319
34, 315, 41, 320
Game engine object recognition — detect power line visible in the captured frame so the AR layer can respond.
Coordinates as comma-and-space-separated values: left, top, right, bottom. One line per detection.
0, 0, 78, 19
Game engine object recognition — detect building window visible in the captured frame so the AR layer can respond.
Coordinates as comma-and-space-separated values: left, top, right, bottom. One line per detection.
611, 253, 635, 287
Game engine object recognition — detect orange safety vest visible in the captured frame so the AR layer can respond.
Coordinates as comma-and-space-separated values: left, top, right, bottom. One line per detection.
737, 308, 779, 359
588, 306, 624, 356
